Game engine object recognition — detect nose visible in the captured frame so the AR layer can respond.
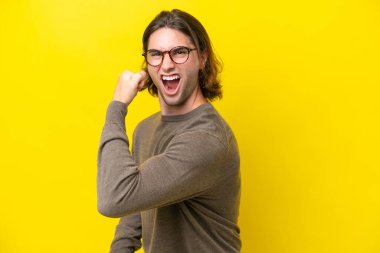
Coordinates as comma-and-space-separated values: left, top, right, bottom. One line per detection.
161, 52, 175, 71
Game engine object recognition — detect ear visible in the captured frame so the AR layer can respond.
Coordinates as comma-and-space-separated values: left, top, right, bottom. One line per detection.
199, 51, 208, 70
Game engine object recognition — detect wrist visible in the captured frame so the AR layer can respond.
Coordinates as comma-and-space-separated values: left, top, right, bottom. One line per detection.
106, 100, 128, 124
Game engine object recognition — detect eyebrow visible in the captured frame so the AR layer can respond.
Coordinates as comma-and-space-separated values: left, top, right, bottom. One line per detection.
147, 45, 192, 51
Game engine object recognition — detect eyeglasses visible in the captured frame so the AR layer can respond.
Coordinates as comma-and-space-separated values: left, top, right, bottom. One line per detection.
142, 46, 197, 67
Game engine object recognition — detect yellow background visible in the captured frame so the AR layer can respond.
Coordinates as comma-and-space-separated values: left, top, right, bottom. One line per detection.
1, 0, 379, 252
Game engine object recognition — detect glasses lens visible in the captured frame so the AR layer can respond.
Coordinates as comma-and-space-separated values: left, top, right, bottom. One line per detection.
170, 47, 189, 64
147, 50, 162, 66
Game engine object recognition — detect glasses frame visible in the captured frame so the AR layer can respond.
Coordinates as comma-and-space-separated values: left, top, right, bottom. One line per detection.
142, 46, 197, 67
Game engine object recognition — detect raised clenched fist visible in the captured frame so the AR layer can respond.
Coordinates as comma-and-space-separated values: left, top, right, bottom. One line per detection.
113, 70, 147, 105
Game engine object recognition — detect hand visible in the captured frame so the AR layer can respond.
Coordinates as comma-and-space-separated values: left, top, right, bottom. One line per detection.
113, 70, 147, 105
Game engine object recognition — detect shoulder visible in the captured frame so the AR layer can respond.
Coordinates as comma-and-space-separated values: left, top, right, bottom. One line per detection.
185, 103, 236, 148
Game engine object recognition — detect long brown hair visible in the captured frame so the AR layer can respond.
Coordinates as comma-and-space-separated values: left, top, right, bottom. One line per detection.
141, 9, 223, 100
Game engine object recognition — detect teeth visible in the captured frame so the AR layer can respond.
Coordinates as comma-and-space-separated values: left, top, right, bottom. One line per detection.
162, 75, 180, 81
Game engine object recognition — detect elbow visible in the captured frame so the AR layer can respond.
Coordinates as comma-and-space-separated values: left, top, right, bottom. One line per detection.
97, 198, 124, 218
97, 202, 113, 217
97, 191, 137, 218
97, 178, 139, 217
97, 188, 127, 217
97, 181, 125, 217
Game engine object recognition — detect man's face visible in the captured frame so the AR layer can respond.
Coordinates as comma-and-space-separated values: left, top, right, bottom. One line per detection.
147, 28, 205, 113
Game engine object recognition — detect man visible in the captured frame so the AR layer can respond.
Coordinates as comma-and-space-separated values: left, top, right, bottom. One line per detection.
97, 9, 241, 253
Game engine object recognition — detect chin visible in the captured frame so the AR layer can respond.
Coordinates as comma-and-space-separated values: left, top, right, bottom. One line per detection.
162, 96, 183, 107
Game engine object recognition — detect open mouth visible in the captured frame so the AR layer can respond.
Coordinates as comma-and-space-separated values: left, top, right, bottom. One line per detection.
162, 74, 180, 95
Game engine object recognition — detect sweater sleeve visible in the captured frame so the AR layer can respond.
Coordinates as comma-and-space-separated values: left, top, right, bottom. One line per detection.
110, 212, 142, 253
97, 101, 228, 218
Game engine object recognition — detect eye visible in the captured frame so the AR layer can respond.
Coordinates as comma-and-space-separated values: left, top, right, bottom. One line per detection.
172, 47, 188, 56
148, 50, 162, 57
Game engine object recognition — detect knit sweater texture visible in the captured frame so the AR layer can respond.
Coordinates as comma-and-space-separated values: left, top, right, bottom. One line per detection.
98, 101, 241, 253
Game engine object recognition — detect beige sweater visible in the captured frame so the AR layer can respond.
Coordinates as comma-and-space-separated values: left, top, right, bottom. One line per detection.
98, 101, 241, 253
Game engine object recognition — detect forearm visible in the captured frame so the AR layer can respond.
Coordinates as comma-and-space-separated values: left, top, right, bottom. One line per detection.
110, 213, 142, 253
97, 101, 139, 217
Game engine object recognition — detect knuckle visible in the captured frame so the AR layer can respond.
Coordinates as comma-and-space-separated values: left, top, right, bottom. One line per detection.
120, 71, 133, 79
